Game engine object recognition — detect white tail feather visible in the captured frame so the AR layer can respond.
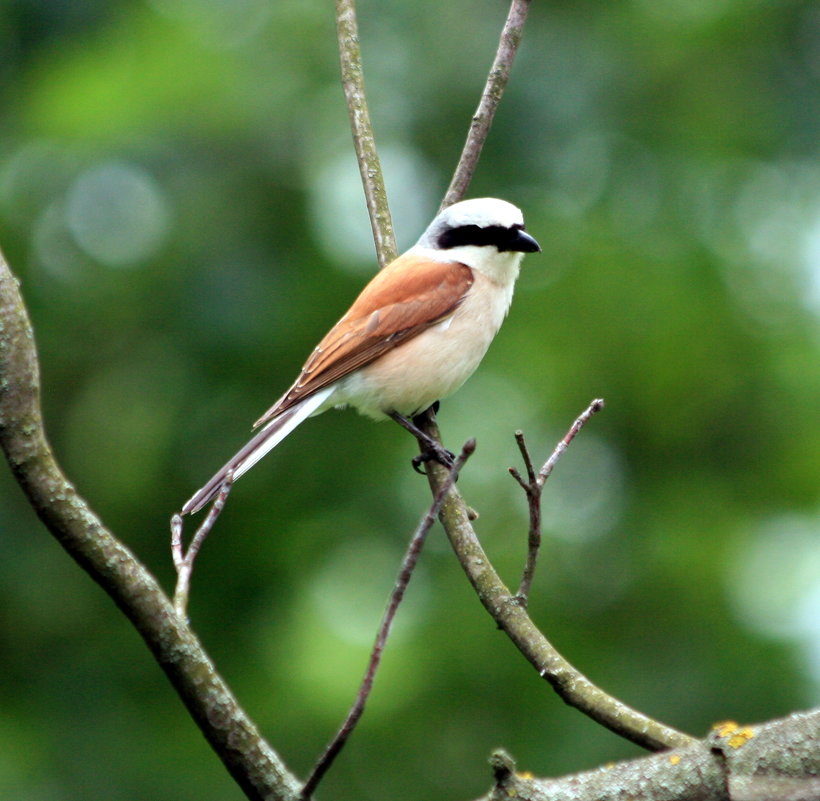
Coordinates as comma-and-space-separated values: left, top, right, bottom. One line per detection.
182, 386, 334, 515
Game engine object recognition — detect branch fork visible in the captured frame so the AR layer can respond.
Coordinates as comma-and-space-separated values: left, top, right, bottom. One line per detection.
171, 471, 235, 618
509, 399, 605, 605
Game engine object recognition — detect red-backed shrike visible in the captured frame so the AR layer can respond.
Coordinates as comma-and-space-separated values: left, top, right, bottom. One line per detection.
182, 197, 540, 514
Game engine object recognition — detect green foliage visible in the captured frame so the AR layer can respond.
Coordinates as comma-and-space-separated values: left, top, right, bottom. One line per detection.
0, 1, 818, 799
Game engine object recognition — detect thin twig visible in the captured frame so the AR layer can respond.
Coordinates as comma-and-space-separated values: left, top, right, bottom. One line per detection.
301, 440, 476, 800
336, 0, 397, 266
509, 432, 542, 607
172, 472, 235, 618
510, 399, 604, 604
415, 411, 695, 753
441, 0, 534, 209
538, 399, 605, 484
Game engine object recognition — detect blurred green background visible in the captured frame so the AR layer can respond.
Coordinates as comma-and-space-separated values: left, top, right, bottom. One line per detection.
1, 0, 819, 799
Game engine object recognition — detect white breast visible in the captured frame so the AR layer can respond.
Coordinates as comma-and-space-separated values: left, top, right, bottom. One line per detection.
333, 268, 517, 419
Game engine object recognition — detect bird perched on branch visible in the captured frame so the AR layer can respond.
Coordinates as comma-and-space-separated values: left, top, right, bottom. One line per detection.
182, 197, 540, 515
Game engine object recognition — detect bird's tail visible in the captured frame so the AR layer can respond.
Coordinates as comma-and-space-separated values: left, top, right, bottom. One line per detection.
181, 386, 334, 515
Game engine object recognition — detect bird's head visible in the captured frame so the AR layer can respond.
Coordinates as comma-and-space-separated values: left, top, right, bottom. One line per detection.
416, 198, 540, 284
418, 198, 540, 255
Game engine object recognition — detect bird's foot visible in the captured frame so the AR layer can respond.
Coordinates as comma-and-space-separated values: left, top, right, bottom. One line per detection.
411, 444, 455, 474
389, 409, 455, 475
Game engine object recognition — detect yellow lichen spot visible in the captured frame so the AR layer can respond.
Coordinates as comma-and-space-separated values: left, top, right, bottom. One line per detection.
727, 727, 755, 748
516, 772, 533, 780
668, 754, 681, 765
711, 721, 755, 748
712, 720, 739, 737
604, 762, 616, 769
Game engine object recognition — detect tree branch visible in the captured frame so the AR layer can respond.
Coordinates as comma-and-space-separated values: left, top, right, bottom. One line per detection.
441, 0, 533, 209
414, 411, 695, 753
479, 709, 820, 801
336, 0, 397, 266
0, 250, 300, 801
336, 0, 680, 757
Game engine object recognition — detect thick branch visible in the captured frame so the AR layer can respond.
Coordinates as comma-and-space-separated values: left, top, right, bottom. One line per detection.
336, 0, 397, 266
441, 0, 533, 209
0, 250, 300, 801
414, 412, 695, 753
480, 709, 820, 801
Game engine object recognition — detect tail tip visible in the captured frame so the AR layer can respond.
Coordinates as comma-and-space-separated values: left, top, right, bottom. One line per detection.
180, 493, 204, 516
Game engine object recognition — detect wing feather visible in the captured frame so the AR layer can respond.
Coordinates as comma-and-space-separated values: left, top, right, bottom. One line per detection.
254, 255, 473, 427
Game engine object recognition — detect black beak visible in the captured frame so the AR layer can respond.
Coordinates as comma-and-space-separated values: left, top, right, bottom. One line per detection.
512, 229, 541, 253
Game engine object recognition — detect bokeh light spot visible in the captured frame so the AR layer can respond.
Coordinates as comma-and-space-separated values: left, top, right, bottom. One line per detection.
66, 161, 171, 268
308, 143, 439, 274
728, 514, 820, 691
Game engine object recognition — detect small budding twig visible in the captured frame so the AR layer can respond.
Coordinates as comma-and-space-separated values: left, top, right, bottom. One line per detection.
171, 472, 235, 618
510, 399, 605, 606
301, 439, 476, 800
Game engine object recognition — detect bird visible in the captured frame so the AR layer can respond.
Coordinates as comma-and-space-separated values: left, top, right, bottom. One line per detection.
181, 197, 540, 515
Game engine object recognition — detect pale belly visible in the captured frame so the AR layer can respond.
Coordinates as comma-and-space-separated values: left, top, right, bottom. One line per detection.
328, 272, 512, 419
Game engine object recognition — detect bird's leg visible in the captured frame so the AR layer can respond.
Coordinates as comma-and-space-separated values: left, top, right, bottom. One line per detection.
389, 409, 455, 473
411, 406, 456, 473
